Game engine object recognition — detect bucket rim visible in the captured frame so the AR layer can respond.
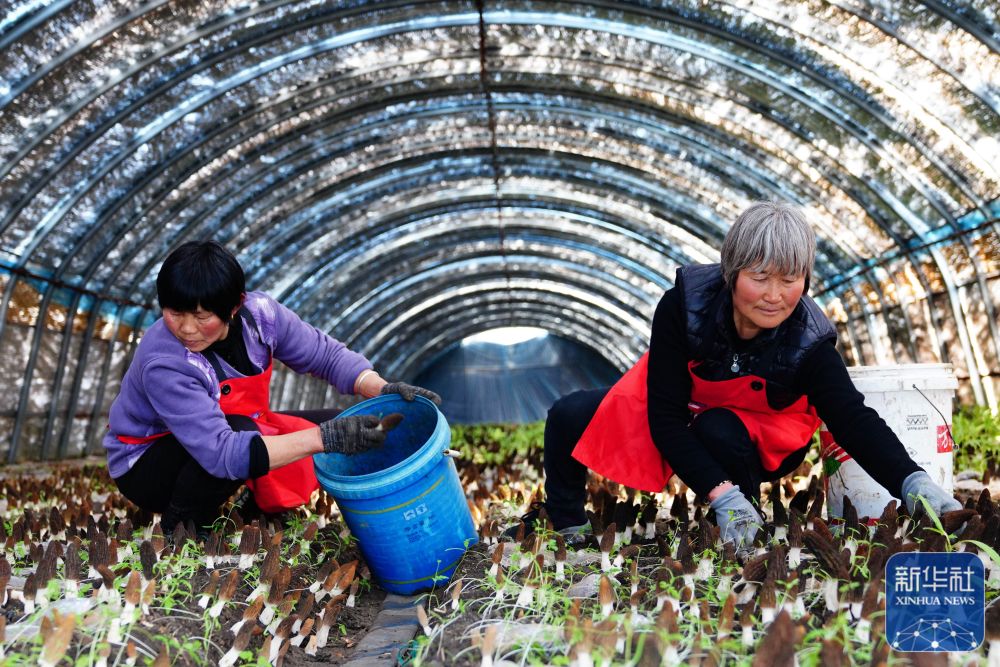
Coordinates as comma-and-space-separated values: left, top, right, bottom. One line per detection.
844, 363, 958, 391
844, 363, 956, 378
314, 395, 448, 490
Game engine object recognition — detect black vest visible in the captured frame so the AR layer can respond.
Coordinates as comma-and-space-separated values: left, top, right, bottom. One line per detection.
678, 264, 837, 406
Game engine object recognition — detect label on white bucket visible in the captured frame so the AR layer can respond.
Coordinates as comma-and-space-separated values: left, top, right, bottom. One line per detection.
822, 363, 957, 521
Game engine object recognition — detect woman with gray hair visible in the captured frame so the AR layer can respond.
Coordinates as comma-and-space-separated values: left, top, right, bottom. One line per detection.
508, 201, 958, 550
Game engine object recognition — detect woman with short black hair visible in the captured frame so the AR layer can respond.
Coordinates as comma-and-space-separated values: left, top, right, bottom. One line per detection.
105, 241, 440, 534
155, 240, 247, 325
513, 201, 958, 550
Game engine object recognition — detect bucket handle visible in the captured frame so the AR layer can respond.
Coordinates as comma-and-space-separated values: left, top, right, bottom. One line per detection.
443, 448, 461, 459
911, 383, 955, 447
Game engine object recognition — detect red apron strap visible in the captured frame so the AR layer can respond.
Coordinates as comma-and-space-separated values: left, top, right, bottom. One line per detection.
117, 431, 170, 445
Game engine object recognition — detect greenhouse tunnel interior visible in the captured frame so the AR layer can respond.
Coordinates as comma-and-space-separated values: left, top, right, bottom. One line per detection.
0, 0, 998, 462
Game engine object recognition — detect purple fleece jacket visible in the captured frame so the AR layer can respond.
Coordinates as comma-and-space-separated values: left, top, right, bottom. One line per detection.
103, 291, 372, 480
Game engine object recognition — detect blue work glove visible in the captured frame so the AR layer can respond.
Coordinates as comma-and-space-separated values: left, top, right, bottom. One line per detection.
901, 471, 961, 518
710, 485, 762, 553
380, 382, 441, 405
319, 415, 385, 454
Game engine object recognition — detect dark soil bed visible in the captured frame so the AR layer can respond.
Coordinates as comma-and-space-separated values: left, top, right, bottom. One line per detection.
2, 456, 998, 666
0, 460, 391, 665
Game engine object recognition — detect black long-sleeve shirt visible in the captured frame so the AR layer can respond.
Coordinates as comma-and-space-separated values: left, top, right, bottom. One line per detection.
647, 287, 921, 499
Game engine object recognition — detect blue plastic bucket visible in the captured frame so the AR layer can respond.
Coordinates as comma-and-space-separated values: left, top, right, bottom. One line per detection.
312, 395, 477, 594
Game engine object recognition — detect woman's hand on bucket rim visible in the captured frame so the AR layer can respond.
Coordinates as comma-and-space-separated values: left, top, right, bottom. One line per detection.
318, 414, 386, 454
380, 382, 442, 405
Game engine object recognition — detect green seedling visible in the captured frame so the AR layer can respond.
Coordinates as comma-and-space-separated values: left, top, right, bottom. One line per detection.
952, 406, 1000, 475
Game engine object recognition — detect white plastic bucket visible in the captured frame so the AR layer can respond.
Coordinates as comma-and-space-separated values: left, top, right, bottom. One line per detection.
822, 363, 958, 521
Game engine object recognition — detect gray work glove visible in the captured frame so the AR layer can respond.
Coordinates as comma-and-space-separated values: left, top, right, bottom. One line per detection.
319, 415, 385, 454
380, 382, 442, 405
901, 471, 962, 518
710, 485, 762, 553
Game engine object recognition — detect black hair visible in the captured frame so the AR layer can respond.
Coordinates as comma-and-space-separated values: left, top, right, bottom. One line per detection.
156, 241, 245, 323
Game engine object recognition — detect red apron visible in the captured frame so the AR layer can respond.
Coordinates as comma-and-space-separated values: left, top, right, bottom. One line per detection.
118, 361, 319, 514
222, 361, 320, 513
571, 352, 819, 493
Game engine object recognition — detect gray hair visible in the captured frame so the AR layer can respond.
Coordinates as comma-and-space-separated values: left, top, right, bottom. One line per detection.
720, 201, 815, 287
